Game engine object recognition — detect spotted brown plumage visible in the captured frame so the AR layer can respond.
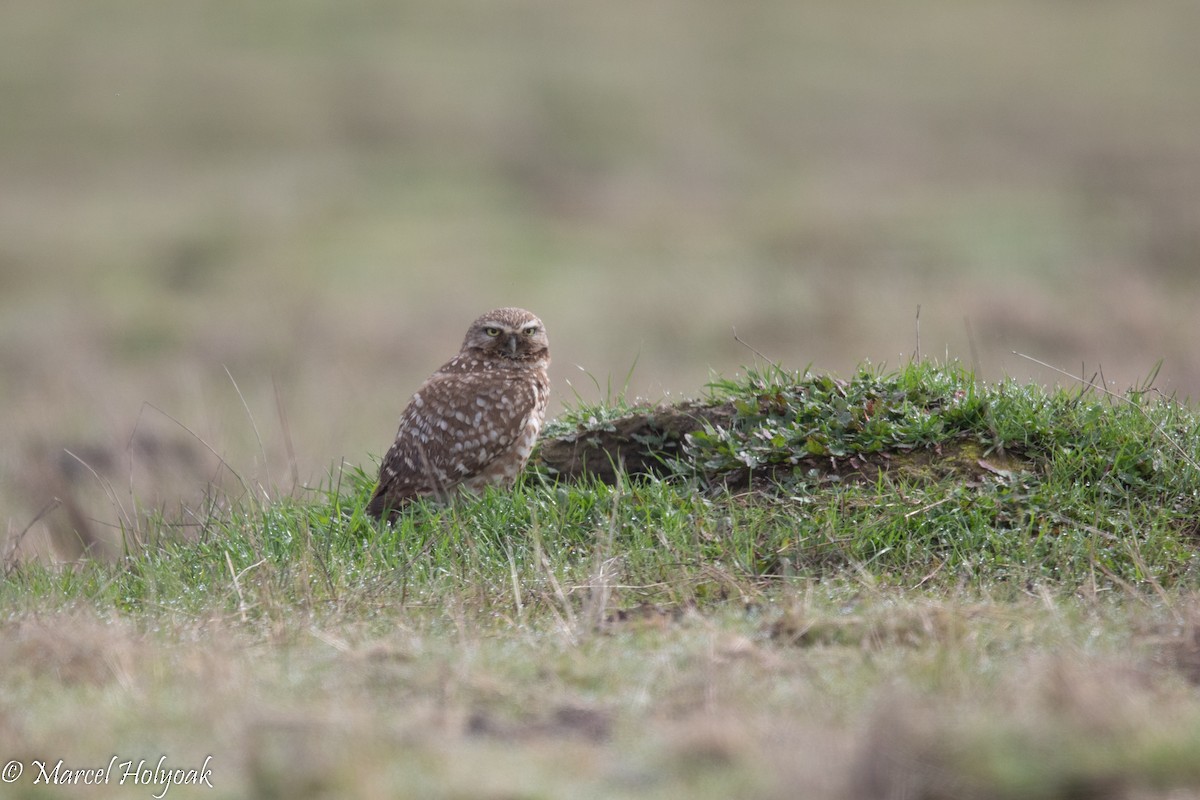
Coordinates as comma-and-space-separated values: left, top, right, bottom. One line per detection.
366, 307, 551, 520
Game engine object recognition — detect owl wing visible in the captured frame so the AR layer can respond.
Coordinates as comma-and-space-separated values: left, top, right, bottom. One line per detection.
366, 371, 540, 518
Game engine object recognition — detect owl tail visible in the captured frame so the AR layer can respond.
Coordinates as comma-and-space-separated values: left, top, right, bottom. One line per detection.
365, 482, 395, 521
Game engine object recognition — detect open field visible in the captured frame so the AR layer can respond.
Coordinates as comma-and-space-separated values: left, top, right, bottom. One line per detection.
3, 582, 1200, 799
3, 0, 1200, 537
3, 2, 1200, 797
5, 363, 1200, 797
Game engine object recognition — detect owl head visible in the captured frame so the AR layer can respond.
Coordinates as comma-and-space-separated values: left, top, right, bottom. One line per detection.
461, 307, 549, 364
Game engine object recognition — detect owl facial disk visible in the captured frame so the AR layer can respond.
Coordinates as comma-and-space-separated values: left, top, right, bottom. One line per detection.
461, 309, 548, 363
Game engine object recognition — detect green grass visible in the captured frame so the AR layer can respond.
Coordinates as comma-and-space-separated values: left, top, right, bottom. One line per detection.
3, 362, 1200, 798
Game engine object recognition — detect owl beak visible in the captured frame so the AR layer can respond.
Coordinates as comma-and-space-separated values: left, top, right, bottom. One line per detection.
505, 334, 519, 356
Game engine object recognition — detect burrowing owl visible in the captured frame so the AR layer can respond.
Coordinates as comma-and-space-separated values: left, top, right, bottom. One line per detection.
366, 307, 551, 520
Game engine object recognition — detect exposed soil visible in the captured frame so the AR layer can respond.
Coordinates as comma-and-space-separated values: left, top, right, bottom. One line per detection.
536, 401, 1036, 491
537, 401, 736, 484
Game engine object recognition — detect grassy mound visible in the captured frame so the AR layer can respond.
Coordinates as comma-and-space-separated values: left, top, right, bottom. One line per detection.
540, 360, 1200, 588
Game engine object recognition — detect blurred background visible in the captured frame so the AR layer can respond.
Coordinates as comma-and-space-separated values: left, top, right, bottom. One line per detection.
3, 0, 1199, 557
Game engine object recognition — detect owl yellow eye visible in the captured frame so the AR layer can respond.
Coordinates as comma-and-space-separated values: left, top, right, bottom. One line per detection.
523, 326, 539, 336
484, 327, 501, 337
